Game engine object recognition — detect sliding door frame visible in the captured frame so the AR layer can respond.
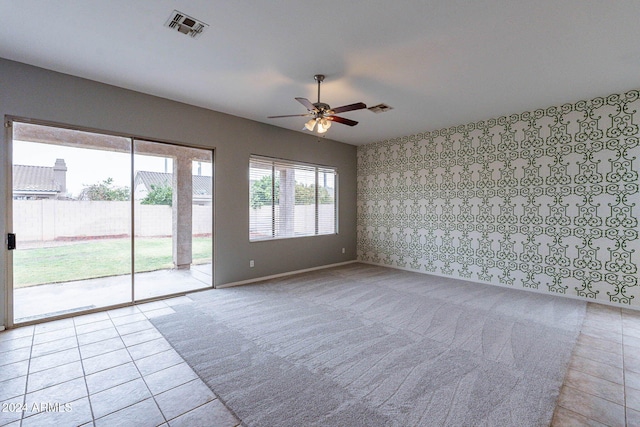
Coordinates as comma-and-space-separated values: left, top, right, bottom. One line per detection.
4, 116, 215, 328
4, 118, 14, 329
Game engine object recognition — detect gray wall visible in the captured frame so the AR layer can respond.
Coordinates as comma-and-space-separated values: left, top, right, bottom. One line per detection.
0, 58, 357, 327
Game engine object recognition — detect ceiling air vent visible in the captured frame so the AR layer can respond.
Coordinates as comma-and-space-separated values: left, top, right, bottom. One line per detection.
368, 103, 394, 114
165, 10, 208, 38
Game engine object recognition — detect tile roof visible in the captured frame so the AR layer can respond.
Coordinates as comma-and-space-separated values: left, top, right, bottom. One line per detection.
135, 171, 211, 196
13, 165, 60, 193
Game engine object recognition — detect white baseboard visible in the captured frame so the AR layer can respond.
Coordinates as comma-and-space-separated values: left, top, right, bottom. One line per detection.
217, 260, 358, 289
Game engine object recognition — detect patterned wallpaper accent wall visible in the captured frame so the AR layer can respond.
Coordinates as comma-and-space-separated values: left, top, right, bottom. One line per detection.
357, 90, 640, 308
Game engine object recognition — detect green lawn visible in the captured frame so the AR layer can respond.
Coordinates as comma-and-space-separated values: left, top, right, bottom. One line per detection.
14, 237, 212, 288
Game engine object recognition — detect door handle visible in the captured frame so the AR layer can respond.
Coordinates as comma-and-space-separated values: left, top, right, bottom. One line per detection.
7, 233, 16, 250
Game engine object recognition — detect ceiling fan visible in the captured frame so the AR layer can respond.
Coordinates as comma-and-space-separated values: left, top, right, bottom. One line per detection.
268, 74, 367, 134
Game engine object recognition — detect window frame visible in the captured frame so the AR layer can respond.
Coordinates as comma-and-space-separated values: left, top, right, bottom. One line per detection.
249, 155, 338, 242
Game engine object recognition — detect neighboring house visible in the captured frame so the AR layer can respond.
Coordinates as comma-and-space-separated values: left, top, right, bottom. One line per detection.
12, 158, 68, 200
134, 170, 212, 205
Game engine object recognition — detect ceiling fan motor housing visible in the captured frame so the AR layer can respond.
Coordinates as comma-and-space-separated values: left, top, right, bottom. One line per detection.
266, 74, 366, 129
313, 102, 331, 113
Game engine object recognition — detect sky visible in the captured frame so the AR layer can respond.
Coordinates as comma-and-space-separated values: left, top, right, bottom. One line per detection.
13, 140, 212, 198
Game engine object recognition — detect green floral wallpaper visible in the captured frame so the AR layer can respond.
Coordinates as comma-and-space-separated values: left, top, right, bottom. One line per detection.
357, 90, 640, 307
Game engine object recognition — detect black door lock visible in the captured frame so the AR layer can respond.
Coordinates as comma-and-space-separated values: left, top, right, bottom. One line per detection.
7, 233, 16, 250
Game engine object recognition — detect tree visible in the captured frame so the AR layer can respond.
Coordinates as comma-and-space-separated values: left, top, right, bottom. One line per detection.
250, 176, 279, 209
80, 178, 129, 201
294, 183, 333, 205
250, 176, 333, 208
141, 184, 173, 206
318, 186, 334, 204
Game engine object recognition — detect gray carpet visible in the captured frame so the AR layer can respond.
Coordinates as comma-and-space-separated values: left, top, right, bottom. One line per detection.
151, 263, 586, 427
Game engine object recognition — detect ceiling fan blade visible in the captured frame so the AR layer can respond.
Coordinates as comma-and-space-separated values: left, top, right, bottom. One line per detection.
267, 113, 312, 118
329, 102, 367, 114
328, 115, 358, 126
295, 97, 318, 112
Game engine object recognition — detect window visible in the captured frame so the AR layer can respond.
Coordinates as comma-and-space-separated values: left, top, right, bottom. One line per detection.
249, 156, 337, 241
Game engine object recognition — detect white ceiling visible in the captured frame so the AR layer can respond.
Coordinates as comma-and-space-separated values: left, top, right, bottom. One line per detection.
2, 1, 640, 146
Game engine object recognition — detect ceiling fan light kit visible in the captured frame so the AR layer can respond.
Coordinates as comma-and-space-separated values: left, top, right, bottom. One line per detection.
304, 119, 316, 132
268, 74, 366, 135
305, 117, 332, 133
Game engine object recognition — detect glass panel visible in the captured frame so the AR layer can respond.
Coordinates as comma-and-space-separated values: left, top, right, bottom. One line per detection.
249, 159, 274, 240
278, 166, 316, 237
249, 156, 338, 241
12, 122, 132, 323
133, 140, 213, 300
192, 159, 213, 282
318, 168, 336, 234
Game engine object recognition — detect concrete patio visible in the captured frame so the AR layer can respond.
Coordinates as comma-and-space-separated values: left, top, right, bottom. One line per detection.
13, 264, 212, 323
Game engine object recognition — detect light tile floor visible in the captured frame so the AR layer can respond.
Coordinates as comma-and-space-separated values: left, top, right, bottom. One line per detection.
1, 297, 639, 426
0, 296, 239, 427
552, 303, 640, 427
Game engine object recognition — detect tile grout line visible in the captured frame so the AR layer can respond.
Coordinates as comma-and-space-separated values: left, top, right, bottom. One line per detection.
561, 382, 626, 412
555, 404, 601, 426
556, 304, 599, 426
133, 350, 211, 424
19, 326, 36, 427
109, 308, 169, 426
564, 367, 627, 401
554, 303, 626, 426
140, 303, 241, 425
135, 306, 199, 423
76, 312, 146, 423
157, 378, 217, 425
148, 303, 242, 425
566, 306, 628, 411
74, 315, 99, 425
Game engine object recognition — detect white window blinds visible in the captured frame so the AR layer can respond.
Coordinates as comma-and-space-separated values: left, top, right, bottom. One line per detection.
249, 156, 337, 241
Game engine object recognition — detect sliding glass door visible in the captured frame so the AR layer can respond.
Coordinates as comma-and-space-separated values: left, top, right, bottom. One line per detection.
9, 121, 213, 324
133, 140, 213, 300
